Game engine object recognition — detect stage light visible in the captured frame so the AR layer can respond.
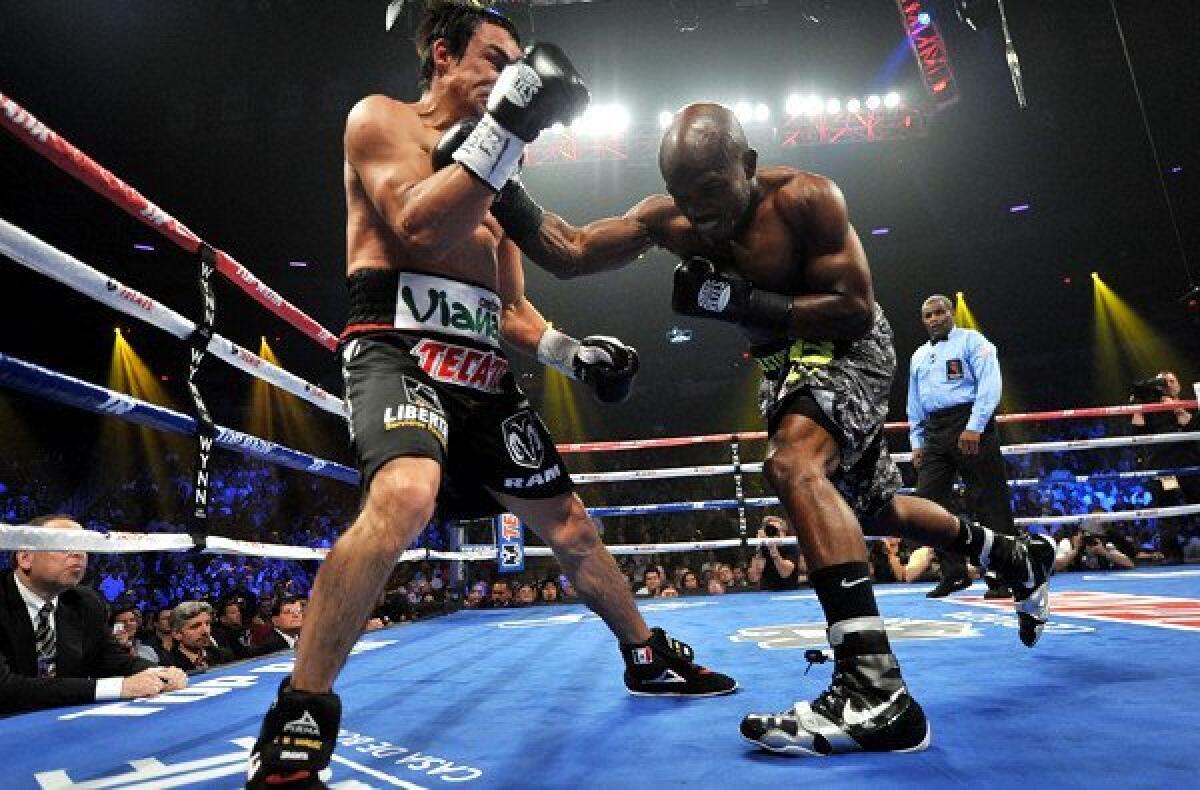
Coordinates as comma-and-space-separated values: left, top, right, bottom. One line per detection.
871, 227, 890, 236
804, 95, 823, 117
1009, 203, 1031, 213
846, 98, 862, 113
572, 103, 629, 136
825, 98, 841, 115
917, 11, 931, 26
733, 101, 754, 123
784, 94, 804, 117
754, 102, 770, 122
884, 92, 901, 108
658, 110, 674, 129
133, 243, 155, 253
865, 94, 882, 110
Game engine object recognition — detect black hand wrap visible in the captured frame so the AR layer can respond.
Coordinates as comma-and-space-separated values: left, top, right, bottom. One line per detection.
491, 177, 545, 247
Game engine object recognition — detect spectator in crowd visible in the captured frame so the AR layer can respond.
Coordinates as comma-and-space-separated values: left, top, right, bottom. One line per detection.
659, 584, 679, 599
539, 580, 559, 603
0, 514, 186, 713
749, 515, 804, 591
514, 583, 537, 607
635, 567, 665, 597
880, 538, 952, 584
110, 604, 159, 663
1055, 526, 1135, 572
167, 601, 233, 672
484, 580, 513, 609
148, 605, 175, 663
681, 570, 701, 594
252, 595, 305, 655
706, 578, 726, 596
211, 593, 252, 659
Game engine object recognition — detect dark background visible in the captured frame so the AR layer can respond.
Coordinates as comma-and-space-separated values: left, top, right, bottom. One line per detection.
2, 0, 1198, 472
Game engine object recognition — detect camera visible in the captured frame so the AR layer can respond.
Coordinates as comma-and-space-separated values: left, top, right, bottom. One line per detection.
1130, 375, 1167, 404
763, 524, 779, 538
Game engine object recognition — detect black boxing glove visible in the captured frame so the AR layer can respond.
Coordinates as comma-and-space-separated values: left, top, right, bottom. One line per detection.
435, 120, 547, 246
537, 328, 639, 404
671, 256, 792, 330
453, 42, 589, 191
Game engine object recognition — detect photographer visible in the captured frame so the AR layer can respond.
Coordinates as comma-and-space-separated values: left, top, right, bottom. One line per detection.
1130, 372, 1199, 563
749, 516, 805, 591
1054, 525, 1135, 572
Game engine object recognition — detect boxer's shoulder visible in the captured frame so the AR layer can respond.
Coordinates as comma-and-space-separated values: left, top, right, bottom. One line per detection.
345, 95, 426, 152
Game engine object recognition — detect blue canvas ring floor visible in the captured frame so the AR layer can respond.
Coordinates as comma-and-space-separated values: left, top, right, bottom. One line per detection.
6, 566, 1200, 789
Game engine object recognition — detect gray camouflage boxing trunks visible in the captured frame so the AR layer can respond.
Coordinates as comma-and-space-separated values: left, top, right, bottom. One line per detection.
753, 302, 902, 518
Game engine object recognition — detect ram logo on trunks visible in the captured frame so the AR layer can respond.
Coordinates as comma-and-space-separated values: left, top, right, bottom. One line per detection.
383, 402, 449, 446
411, 339, 508, 393
501, 411, 544, 469
503, 464, 561, 490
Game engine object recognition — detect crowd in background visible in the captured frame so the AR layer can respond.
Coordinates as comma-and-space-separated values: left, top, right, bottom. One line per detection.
2, 416, 1199, 630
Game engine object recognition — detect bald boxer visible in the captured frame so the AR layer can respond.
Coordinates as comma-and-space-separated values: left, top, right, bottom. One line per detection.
246, 9, 734, 788
480, 102, 1055, 756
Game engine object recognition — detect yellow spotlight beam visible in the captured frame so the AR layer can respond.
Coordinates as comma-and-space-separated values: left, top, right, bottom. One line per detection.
953, 291, 978, 330
954, 292, 1031, 438
1092, 273, 1190, 400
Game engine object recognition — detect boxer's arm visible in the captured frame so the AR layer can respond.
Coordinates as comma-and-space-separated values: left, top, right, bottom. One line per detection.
345, 96, 492, 262
508, 194, 673, 279
778, 176, 875, 340
495, 237, 549, 356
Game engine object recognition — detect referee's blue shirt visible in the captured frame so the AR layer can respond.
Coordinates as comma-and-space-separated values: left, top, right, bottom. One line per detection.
907, 326, 1002, 450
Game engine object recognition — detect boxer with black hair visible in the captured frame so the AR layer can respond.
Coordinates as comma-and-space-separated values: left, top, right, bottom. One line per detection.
246, 8, 734, 788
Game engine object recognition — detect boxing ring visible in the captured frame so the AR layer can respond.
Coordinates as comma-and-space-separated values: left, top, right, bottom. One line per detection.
5, 93, 1200, 787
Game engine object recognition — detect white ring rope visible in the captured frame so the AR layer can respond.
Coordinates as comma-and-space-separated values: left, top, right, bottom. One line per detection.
6, 500, 1200, 561
0, 216, 347, 418
571, 431, 1199, 483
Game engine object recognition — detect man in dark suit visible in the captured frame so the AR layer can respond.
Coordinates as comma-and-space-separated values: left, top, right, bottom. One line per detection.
1, 514, 187, 714
250, 595, 304, 656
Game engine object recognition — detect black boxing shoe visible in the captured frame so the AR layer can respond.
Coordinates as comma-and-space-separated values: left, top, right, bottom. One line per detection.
924, 572, 971, 599
741, 650, 930, 757
1001, 535, 1056, 647
246, 677, 341, 790
622, 627, 737, 697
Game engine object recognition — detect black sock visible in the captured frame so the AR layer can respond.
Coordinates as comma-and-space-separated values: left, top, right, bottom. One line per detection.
809, 561, 892, 656
948, 517, 992, 566
948, 517, 1018, 573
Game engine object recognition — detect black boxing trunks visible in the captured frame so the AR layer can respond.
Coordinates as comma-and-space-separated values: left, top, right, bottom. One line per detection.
341, 269, 573, 520
752, 302, 901, 518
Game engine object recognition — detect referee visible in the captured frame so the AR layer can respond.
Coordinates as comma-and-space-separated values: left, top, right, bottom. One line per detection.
906, 294, 1016, 598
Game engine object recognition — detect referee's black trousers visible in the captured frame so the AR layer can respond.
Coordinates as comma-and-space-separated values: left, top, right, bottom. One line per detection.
915, 403, 1016, 579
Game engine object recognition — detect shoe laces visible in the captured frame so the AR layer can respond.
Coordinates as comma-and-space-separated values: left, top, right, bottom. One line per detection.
658, 630, 695, 662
